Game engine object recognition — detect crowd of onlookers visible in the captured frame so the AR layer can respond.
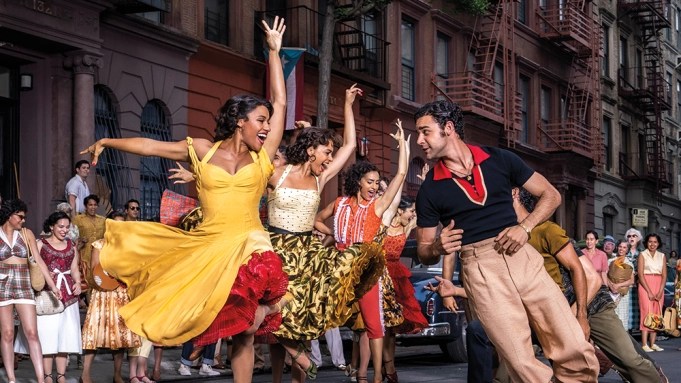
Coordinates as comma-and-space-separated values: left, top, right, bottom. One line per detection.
580, 228, 681, 353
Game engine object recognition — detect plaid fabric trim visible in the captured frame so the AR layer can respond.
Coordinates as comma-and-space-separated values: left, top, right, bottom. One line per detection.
0, 263, 35, 302
160, 189, 199, 227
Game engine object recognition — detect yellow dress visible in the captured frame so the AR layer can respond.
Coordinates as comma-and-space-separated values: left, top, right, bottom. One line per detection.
100, 138, 283, 345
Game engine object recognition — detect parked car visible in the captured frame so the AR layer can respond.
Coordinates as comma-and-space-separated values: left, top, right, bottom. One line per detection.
395, 239, 468, 363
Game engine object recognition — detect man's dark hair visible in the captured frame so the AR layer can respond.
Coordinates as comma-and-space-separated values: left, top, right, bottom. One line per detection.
517, 188, 537, 213
414, 100, 465, 139
125, 199, 140, 209
107, 210, 127, 220
74, 160, 90, 171
83, 194, 100, 206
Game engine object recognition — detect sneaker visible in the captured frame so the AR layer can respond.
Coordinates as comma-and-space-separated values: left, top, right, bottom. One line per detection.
336, 364, 347, 371
177, 364, 192, 376
651, 344, 664, 351
199, 364, 221, 376
642, 345, 654, 352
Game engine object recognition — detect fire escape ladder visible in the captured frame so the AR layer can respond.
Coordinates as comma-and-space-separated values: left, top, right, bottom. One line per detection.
475, 1, 504, 77
620, 0, 671, 189
501, 0, 517, 148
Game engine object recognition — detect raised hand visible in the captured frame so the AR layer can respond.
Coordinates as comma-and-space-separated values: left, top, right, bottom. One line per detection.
345, 83, 363, 105
389, 119, 406, 147
168, 162, 194, 184
262, 16, 286, 53
80, 140, 105, 166
416, 163, 430, 181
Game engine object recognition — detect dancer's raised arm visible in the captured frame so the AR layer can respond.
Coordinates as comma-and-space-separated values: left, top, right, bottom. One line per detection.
374, 120, 409, 218
319, 84, 362, 187
81, 138, 190, 166
261, 16, 287, 160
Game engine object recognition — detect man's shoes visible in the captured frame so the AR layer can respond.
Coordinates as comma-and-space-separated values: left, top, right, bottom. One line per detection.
199, 364, 221, 376
642, 345, 654, 352
177, 364, 192, 376
336, 364, 347, 371
650, 344, 664, 351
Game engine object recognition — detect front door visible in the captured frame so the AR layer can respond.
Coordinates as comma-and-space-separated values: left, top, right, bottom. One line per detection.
0, 65, 19, 200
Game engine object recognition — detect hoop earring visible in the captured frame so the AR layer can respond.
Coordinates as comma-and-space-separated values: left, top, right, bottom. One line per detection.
308, 155, 316, 163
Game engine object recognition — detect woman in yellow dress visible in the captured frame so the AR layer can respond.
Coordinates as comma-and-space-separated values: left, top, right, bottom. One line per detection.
81, 17, 289, 383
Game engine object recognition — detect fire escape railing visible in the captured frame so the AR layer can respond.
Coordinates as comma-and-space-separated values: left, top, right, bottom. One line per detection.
254, 6, 389, 85
431, 0, 519, 147
535, 1, 602, 173
617, 0, 672, 190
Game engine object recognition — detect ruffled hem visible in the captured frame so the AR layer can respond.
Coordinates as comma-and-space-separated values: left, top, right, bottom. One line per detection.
388, 271, 428, 334
194, 251, 287, 346
269, 233, 385, 340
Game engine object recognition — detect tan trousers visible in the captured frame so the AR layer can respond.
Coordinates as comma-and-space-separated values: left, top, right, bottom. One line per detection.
460, 238, 598, 383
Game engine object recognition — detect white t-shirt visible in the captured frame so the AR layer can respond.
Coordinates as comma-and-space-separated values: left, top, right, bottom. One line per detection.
65, 175, 90, 213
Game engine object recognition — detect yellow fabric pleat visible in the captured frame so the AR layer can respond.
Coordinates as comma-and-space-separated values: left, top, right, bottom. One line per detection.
100, 137, 274, 345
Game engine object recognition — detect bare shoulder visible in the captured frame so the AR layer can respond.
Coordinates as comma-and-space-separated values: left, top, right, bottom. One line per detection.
268, 165, 286, 188
191, 138, 215, 160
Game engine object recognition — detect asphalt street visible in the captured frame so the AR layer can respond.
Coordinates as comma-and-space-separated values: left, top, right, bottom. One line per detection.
2, 336, 681, 382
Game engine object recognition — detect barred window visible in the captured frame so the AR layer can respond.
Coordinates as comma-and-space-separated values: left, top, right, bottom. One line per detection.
140, 101, 174, 221
94, 86, 135, 212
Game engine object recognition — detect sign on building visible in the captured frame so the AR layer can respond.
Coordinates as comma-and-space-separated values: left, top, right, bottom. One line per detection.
632, 208, 648, 227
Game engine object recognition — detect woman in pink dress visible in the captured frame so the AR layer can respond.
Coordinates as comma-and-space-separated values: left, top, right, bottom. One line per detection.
638, 233, 667, 352
583, 230, 608, 286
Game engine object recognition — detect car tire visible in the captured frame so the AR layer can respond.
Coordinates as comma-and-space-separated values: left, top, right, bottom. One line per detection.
440, 314, 468, 363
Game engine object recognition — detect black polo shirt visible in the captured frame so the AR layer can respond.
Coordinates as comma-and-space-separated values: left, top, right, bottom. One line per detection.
416, 145, 535, 246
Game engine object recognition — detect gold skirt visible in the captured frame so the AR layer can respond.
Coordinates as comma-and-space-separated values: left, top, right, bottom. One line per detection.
81, 286, 141, 350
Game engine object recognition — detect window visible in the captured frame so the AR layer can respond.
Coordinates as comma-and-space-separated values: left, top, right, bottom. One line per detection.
140, 101, 174, 221
602, 205, 617, 236
204, 0, 228, 45
518, 0, 527, 24
94, 86, 135, 210
494, 62, 504, 105
677, 80, 681, 120
401, 18, 415, 101
603, 117, 612, 171
540, 86, 551, 125
677, 7, 680, 48
619, 124, 629, 176
361, 11, 380, 77
602, 24, 610, 77
667, 72, 673, 107
636, 49, 643, 88
518, 75, 530, 143
436, 33, 450, 79
619, 37, 628, 82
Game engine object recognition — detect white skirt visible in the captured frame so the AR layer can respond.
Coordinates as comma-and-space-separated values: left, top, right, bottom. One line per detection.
15, 302, 82, 354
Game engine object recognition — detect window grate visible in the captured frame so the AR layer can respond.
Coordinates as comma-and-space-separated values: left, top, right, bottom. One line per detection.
94, 86, 135, 213
140, 101, 177, 222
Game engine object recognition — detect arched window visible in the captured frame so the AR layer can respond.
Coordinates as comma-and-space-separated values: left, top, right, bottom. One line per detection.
94, 85, 134, 212
140, 100, 175, 221
602, 205, 618, 237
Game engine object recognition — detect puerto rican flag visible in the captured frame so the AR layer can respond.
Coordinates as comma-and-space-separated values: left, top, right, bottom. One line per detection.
266, 48, 305, 130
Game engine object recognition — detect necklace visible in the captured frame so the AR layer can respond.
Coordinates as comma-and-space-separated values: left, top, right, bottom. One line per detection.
449, 160, 475, 181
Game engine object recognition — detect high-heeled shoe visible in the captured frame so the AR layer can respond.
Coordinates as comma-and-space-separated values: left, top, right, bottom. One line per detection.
291, 345, 318, 380
384, 371, 398, 383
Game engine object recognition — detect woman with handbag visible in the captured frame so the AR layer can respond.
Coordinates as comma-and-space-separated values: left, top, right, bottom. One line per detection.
638, 233, 667, 352
0, 199, 60, 383
15, 211, 82, 383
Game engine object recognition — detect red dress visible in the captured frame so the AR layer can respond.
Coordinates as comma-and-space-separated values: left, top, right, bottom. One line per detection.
383, 232, 428, 333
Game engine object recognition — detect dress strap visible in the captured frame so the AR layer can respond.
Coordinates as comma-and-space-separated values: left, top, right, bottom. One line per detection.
202, 141, 223, 164
274, 165, 294, 190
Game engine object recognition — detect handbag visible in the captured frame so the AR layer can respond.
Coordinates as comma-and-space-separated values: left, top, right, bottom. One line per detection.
643, 302, 664, 331
663, 306, 680, 337
34, 290, 64, 316
21, 228, 45, 291
160, 189, 199, 227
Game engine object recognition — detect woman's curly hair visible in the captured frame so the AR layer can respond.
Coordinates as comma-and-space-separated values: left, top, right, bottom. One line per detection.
285, 127, 340, 165
43, 211, 70, 234
0, 199, 28, 226
214, 95, 273, 141
343, 161, 379, 197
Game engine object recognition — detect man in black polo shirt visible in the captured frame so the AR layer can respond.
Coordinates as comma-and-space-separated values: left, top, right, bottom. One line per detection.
414, 100, 598, 382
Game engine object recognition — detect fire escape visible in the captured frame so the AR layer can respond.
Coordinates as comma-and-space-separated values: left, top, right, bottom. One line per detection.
617, 0, 672, 190
430, 0, 520, 148
536, 0, 603, 173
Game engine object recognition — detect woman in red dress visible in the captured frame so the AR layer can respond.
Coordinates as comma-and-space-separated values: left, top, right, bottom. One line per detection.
381, 195, 428, 382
